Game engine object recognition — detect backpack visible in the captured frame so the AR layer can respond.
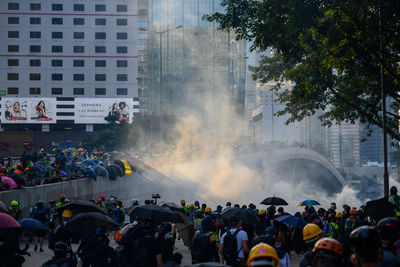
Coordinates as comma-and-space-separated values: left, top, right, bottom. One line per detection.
131, 237, 151, 267
191, 232, 213, 263
223, 229, 241, 265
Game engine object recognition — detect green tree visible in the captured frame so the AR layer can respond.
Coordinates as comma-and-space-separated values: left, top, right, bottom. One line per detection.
206, 0, 400, 140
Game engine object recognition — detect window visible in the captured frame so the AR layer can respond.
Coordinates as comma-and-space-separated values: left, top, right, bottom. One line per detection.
117, 19, 127, 26
116, 60, 128, 67
51, 88, 63, 95
73, 4, 84, 11
30, 17, 41, 24
8, 17, 19, 24
30, 59, 41, 67
117, 88, 128, 95
73, 60, 84, 67
52, 46, 63, 53
95, 4, 106, 11
117, 5, 128, 12
95, 46, 106, 53
30, 45, 41, 52
8, 31, 19, 38
30, 3, 41, 10
30, 73, 41, 81
8, 3, 19, 10
30, 31, 41, 38
52, 60, 63, 67
95, 60, 106, 67
52, 18, 63, 25
138, 32, 148, 39
73, 46, 85, 53
95, 32, 106, 39
116, 46, 127, 54
95, 18, 106, 25
52, 4, 63, 11
116, 74, 128, 81
95, 74, 106, 81
8, 59, 19, 66
30, 87, 41, 95
73, 88, 84, 95
117, 32, 127, 40
52, 32, 63, 39
137, 21, 148, 27
73, 18, 85, 25
8, 45, 19, 52
95, 88, 106, 95
52, 74, 63, 81
7, 87, 18, 94
73, 32, 84, 39
73, 74, 84, 81
8, 73, 19, 80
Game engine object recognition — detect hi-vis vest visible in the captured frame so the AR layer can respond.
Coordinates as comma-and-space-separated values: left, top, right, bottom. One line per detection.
390, 195, 400, 216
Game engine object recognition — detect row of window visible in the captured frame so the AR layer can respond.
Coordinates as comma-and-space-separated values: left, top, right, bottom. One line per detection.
6, 87, 128, 96
8, 31, 129, 40
8, 3, 128, 12
8, 17, 128, 26
7, 59, 129, 68
7, 73, 129, 81
8, 45, 129, 54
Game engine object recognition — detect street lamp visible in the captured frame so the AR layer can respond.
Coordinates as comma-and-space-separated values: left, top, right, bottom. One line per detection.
155, 25, 183, 141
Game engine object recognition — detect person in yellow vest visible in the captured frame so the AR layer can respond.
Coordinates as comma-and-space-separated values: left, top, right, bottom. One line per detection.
389, 186, 400, 216
323, 214, 339, 239
181, 200, 188, 215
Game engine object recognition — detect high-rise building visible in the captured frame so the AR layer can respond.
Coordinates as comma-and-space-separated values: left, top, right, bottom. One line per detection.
0, 0, 139, 150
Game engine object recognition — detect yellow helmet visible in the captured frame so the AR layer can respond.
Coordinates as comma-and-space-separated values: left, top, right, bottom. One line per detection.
258, 209, 266, 215
180, 200, 186, 205
188, 203, 195, 208
335, 211, 342, 218
204, 207, 212, 213
303, 223, 322, 241
62, 209, 73, 218
247, 242, 280, 267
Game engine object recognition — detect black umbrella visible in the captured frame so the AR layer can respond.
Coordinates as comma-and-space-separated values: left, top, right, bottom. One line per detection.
59, 200, 108, 216
0, 201, 7, 213
106, 166, 118, 180
128, 205, 184, 223
221, 207, 259, 226
260, 196, 288, 206
64, 212, 120, 235
109, 164, 123, 177
159, 202, 185, 213
364, 197, 395, 221
9, 173, 26, 186
274, 214, 307, 230
113, 160, 126, 176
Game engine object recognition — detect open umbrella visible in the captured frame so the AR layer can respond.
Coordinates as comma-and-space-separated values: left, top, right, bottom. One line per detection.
82, 160, 96, 166
159, 202, 184, 213
0, 213, 21, 228
9, 173, 26, 186
121, 160, 133, 175
365, 197, 395, 221
93, 165, 108, 177
128, 205, 184, 223
221, 207, 259, 226
106, 166, 118, 180
109, 164, 123, 177
274, 214, 307, 230
59, 200, 108, 216
60, 171, 67, 176
64, 212, 120, 235
113, 160, 126, 176
83, 166, 97, 181
260, 196, 288, 206
18, 218, 48, 231
0, 201, 8, 213
1, 176, 18, 188
297, 200, 320, 207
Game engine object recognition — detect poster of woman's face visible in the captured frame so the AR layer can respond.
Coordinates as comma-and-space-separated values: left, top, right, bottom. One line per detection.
4, 100, 27, 120
32, 100, 52, 121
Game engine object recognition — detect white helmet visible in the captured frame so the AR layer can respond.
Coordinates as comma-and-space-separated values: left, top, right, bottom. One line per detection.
132, 198, 139, 206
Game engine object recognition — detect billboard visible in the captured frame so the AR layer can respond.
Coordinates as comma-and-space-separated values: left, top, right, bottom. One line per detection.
75, 98, 134, 124
1, 98, 56, 123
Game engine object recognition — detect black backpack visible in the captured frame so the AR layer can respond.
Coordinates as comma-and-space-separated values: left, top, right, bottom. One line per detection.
223, 229, 241, 265
131, 237, 151, 267
191, 232, 213, 263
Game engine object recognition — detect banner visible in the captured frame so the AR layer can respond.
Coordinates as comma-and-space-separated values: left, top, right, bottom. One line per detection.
1, 98, 56, 123
75, 98, 134, 124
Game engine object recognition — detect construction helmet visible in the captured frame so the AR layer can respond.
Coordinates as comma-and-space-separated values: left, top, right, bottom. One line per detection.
312, 237, 344, 257
335, 211, 342, 218
180, 200, 186, 205
204, 207, 212, 213
303, 223, 322, 241
16, 164, 23, 170
258, 209, 266, 215
11, 200, 19, 206
62, 209, 73, 218
59, 195, 66, 201
247, 242, 280, 267
188, 203, 195, 208
350, 209, 357, 215
377, 217, 400, 241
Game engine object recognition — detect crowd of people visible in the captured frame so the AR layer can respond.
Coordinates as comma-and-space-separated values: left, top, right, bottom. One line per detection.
1, 186, 400, 267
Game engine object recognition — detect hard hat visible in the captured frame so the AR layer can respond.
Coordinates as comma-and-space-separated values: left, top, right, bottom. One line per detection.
16, 164, 23, 169
312, 237, 343, 257
188, 203, 194, 208
11, 200, 19, 206
258, 209, 266, 215
24, 167, 30, 172
204, 207, 212, 213
73, 155, 77, 159
303, 223, 322, 241
100, 194, 105, 199
59, 194, 66, 201
335, 211, 342, 218
350, 209, 357, 215
377, 217, 400, 241
132, 198, 139, 205
390, 186, 398, 195
62, 209, 73, 218
350, 226, 381, 262
194, 200, 199, 205
247, 242, 280, 267
180, 200, 186, 205
110, 197, 116, 202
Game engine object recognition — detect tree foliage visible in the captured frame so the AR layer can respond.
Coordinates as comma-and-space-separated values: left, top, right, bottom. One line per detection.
205, 0, 400, 141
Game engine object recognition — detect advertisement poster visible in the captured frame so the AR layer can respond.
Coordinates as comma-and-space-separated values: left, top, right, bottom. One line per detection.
1, 98, 56, 123
75, 98, 134, 124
